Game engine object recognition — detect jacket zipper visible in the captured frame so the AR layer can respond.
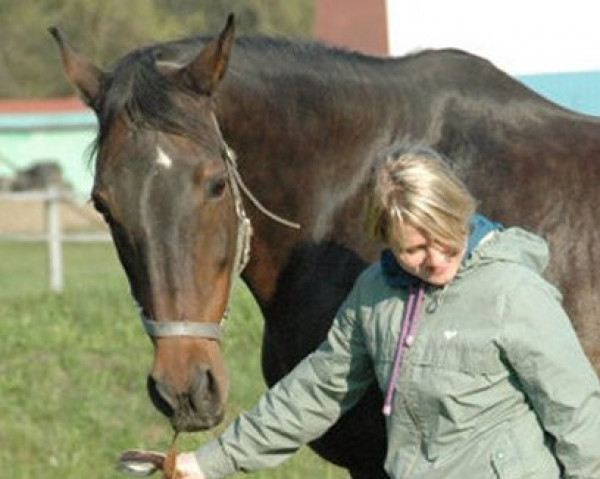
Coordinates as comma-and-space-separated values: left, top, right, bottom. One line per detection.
403, 376, 424, 478
425, 283, 449, 314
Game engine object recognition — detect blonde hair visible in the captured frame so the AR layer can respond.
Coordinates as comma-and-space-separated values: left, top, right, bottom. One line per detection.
364, 144, 476, 250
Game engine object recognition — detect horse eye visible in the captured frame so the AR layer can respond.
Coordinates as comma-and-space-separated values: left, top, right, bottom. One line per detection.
207, 175, 228, 199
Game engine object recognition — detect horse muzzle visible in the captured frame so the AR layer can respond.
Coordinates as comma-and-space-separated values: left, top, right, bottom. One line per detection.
147, 362, 226, 432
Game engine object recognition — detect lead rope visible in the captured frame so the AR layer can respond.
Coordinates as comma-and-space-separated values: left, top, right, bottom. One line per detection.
382, 282, 425, 416
223, 145, 301, 230
211, 113, 301, 231
214, 112, 301, 325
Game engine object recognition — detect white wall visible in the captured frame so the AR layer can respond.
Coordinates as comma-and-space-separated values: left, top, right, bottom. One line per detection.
385, 0, 600, 75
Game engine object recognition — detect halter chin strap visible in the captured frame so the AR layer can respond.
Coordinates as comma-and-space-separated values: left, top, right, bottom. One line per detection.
137, 115, 299, 340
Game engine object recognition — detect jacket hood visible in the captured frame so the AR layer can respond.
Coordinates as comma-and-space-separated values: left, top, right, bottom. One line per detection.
461, 226, 549, 276
380, 214, 548, 288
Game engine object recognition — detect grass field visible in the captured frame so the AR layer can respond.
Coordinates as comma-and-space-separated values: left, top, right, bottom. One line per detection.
0, 242, 348, 478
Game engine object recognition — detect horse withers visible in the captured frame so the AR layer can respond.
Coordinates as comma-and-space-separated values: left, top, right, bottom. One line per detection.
50, 14, 600, 479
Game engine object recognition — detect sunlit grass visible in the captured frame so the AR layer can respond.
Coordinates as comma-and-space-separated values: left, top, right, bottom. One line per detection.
0, 242, 348, 478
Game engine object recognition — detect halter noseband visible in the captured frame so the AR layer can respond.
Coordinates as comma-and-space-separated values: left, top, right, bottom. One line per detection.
141, 315, 224, 340
139, 115, 299, 341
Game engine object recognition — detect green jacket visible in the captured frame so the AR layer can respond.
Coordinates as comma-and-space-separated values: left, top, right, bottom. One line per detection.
196, 228, 600, 478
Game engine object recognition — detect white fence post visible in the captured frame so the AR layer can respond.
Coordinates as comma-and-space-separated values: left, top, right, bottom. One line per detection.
0, 190, 111, 292
45, 188, 64, 293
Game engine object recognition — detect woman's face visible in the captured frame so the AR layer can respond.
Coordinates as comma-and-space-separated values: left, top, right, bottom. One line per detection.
391, 223, 466, 286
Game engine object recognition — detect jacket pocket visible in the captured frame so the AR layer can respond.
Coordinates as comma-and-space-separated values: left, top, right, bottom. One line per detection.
490, 429, 561, 479
489, 429, 528, 478
409, 330, 505, 375
491, 447, 519, 479
489, 429, 554, 479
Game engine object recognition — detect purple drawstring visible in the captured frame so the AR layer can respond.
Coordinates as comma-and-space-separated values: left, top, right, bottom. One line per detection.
382, 282, 425, 416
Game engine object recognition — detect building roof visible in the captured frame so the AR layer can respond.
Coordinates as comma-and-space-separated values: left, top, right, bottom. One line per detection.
0, 97, 96, 131
0, 96, 88, 113
314, 0, 388, 55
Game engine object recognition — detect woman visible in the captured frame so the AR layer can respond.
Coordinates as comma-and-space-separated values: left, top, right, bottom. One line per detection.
176, 144, 600, 478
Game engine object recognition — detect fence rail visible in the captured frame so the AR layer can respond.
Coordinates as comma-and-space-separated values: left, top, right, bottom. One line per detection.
0, 188, 111, 292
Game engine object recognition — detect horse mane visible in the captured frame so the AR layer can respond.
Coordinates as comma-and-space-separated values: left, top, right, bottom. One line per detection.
91, 31, 540, 163
90, 33, 396, 160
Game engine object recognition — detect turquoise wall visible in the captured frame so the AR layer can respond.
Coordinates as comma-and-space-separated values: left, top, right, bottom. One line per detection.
518, 71, 600, 116
0, 112, 97, 196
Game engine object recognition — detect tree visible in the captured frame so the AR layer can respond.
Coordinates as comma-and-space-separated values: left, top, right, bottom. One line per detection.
0, 0, 314, 98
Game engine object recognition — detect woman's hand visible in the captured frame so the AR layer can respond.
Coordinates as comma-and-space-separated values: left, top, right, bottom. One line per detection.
175, 452, 206, 479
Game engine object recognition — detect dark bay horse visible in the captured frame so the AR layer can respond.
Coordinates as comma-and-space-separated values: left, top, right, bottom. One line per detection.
51, 15, 600, 479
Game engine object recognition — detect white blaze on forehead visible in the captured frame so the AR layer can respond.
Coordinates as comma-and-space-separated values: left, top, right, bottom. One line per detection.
155, 146, 173, 168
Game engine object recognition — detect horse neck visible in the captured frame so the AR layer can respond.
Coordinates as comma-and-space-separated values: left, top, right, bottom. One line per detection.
212, 47, 496, 308
213, 55, 405, 305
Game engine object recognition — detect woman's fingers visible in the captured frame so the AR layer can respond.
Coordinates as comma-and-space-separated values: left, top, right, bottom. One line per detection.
176, 452, 206, 479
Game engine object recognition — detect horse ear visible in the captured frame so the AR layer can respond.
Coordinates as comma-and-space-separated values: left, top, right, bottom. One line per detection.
178, 13, 236, 95
48, 26, 105, 110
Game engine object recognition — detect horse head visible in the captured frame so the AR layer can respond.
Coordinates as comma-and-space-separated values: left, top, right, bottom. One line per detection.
50, 16, 244, 432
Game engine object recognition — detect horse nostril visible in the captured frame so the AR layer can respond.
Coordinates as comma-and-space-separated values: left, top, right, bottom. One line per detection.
146, 367, 224, 431
147, 375, 176, 417
190, 365, 220, 403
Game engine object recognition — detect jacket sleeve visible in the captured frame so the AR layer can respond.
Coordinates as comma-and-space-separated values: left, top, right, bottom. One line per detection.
502, 278, 600, 479
194, 280, 375, 479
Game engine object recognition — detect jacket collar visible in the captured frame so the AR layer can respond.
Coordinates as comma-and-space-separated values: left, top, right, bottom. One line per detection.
380, 214, 503, 289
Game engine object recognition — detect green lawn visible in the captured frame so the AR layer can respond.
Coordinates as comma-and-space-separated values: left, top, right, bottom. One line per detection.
0, 242, 348, 478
